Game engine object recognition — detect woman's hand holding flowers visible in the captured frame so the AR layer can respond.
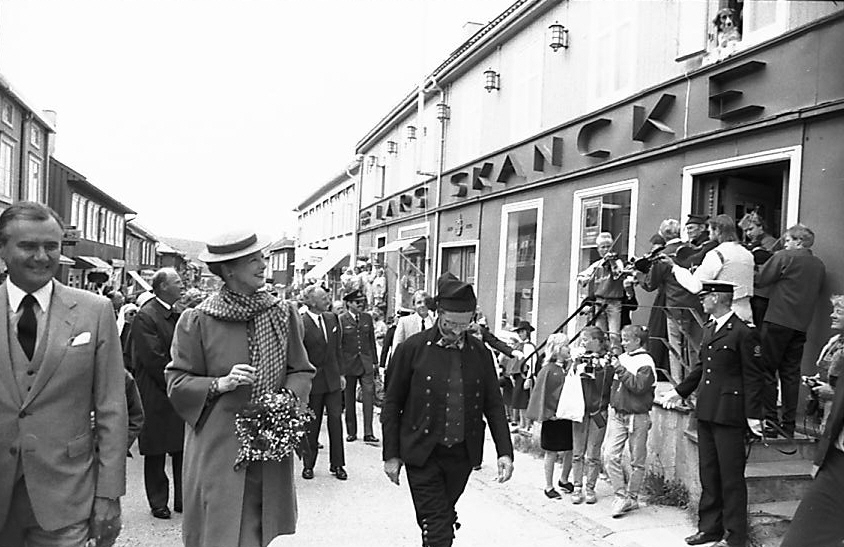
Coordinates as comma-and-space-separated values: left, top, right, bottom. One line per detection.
221, 363, 257, 392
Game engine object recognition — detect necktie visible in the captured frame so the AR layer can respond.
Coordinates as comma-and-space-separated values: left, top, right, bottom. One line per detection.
18, 294, 37, 360
317, 315, 327, 341
421, 316, 427, 331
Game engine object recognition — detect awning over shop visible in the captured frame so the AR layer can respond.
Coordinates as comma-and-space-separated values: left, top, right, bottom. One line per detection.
127, 270, 152, 291
374, 236, 424, 253
75, 255, 113, 271
59, 254, 75, 266
305, 246, 350, 280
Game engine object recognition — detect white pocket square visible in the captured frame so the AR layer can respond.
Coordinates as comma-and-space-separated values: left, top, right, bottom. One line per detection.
70, 332, 91, 346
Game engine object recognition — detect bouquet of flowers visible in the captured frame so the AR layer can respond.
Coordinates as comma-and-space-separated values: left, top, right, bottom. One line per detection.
233, 389, 315, 471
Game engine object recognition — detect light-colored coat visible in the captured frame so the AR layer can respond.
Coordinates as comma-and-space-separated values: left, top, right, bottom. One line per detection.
166, 303, 314, 547
0, 282, 127, 530
390, 312, 435, 354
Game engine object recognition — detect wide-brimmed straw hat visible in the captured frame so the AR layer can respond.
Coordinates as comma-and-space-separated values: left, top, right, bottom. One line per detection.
198, 230, 271, 263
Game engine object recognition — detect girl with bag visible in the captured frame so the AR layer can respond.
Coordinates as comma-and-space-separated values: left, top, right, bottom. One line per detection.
526, 334, 574, 499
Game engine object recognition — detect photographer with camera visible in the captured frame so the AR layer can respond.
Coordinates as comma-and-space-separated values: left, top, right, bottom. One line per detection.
569, 326, 614, 506
577, 232, 629, 350
782, 295, 844, 546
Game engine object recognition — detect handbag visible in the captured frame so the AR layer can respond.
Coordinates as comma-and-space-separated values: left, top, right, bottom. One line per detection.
555, 366, 585, 422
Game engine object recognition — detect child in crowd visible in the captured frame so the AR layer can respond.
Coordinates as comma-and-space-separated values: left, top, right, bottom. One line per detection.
526, 333, 574, 499
570, 326, 614, 505
511, 321, 537, 431
603, 324, 657, 518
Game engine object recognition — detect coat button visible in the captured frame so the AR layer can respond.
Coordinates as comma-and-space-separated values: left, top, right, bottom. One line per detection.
426, 376, 432, 381
705, 380, 710, 385
18, 410, 26, 418
426, 389, 431, 395
9, 446, 16, 455
706, 369, 711, 373
26, 370, 35, 376
424, 429, 429, 434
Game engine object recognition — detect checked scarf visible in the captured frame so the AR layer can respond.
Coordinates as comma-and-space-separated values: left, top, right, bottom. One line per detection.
197, 286, 289, 401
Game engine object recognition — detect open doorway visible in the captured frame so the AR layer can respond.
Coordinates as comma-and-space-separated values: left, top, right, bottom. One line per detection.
681, 146, 802, 243
692, 160, 788, 241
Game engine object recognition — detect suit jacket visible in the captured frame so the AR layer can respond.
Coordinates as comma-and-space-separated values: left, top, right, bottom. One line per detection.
755, 248, 825, 332
675, 314, 765, 426
0, 282, 127, 531
382, 328, 514, 467
302, 311, 343, 394
131, 298, 184, 455
339, 310, 377, 376
391, 312, 434, 354
379, 324, 398, 369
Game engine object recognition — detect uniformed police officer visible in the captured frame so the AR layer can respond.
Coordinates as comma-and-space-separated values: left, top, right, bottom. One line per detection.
339, 288, 380, 444
661, 281, 766, 547
382, 273, 514, 547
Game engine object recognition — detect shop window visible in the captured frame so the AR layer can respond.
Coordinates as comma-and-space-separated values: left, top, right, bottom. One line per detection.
497, 200, 542, 332
397, 239, 427, 310
441, 244, 477, 288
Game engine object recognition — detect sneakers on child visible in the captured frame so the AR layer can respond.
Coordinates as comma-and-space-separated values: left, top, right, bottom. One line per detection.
544, 488, 562, 499
611, 496, 639, 518
584, 488, 598, 504
571, 487, 584, 504
557, 480, 574, 494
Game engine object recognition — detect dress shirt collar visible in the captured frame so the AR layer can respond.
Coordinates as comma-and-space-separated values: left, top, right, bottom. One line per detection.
713, 310, 734, 332
155, 297, 172, 311
7, 278, 53, 314
306, 309, 324, 325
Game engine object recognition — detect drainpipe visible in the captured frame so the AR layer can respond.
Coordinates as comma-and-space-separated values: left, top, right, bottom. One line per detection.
426, 75, 446, 286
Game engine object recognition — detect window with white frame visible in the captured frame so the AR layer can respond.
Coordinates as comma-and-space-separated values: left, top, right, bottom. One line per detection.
30, 126, 42, 149
1, 103, 12, 127
0, 138, 13, 198
86, 200, 96, 240
509, 36, 543, 142
26, 155, 42, 202
70, 194, 81, 228
589, 2, 635, 105
116, 218, 124, 246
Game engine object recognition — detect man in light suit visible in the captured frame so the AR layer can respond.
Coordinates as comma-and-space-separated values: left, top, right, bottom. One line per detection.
300, 284, 347, 480
132, 267, 184, 519
0, 202, 127, 546
339, 289, 379, 444
390, 290, 434, 355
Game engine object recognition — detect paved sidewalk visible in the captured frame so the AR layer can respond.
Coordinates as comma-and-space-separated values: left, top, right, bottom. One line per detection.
470, 427, 696, 547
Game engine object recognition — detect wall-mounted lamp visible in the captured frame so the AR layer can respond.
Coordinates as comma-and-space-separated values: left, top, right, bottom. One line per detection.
386, 140, 398, 154
366, 155, 379, 170
436, 103, 451, 121
549, 22, 569, 51
483, 69, 500, 92
406, 125, 417, 141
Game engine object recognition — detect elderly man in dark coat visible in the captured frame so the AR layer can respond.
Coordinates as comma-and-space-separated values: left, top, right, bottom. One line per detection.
132, 267, 185, 519
382, 273, 514, 547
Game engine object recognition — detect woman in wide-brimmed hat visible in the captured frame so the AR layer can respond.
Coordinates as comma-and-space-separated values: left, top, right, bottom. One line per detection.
165, 231, 315, 547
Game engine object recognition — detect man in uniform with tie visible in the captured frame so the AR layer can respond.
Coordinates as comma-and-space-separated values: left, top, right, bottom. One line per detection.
0, 202, 127, 546
300, 284, 346, 480
131, 267, 185, 519
661, 281, 766, 547
339, 289, 379, 444
382, 273, 514, 547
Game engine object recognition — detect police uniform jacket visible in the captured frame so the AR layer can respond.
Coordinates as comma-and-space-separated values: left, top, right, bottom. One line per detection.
381, 327, 514, 468
675, 313, 765, 426
338, 310, 378, 377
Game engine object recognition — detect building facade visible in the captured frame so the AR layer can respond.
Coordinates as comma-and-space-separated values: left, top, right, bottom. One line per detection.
125, 221, 158, 293
265, 237, 295, 289
48, 157, 134, 291
295, 164, 359, 300
0, 73, 54, 211
356, 0, 844, 362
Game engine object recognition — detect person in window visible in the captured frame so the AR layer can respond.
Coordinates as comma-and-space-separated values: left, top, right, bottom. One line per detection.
577, 232, 626, 350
